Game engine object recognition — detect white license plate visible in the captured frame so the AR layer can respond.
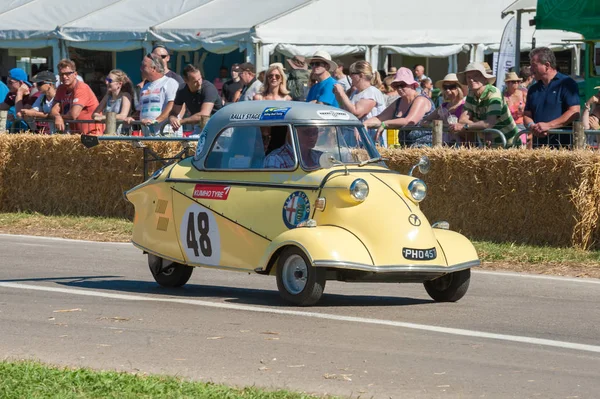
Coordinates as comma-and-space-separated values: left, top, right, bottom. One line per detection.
402, 247, 437, 260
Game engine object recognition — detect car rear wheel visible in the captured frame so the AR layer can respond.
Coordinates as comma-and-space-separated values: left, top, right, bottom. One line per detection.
423, 268, 470, 302
276, 247, 326, 306
148, 254, 193, 287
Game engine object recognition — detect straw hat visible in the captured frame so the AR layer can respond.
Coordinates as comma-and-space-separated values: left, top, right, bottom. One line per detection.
457, 62, 496, 85
387, 66, 397, 76
434, 73, 460, 90
391, 67, 419, 88
286, 55, 307, 70
306, 51, 338, 71
504, 71, 522, 82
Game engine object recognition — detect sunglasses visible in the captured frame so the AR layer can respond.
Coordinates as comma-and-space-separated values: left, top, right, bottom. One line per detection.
59, 71, 75, 77
105, 77, 113, 84
443, 84, 458, 90
310, 62, 325, 68
36, 82, 50, 88
7, 79, 19, 85
267, 74, 281, 80
392, 82, 409, 89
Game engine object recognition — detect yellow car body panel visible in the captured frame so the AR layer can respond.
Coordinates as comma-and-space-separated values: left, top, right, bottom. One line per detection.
259, 225, 374, 274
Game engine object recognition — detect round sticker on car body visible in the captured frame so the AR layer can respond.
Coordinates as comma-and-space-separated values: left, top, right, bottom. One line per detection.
282, 191, 311, 229
180, 203, 221, 266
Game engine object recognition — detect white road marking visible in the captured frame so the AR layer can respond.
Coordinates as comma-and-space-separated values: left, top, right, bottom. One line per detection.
474, 270, 600, 285
0, 234, 132, 246
1, 281, 599, 354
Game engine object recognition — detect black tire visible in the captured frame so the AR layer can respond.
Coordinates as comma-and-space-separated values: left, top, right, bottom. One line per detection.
276, 247, 326, 306
424, 268, 470, 302
148, 255, 193, 287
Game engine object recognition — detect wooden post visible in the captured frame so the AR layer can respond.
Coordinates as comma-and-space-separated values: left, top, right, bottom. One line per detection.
432, 120, 443, 148
0, 110, 7, 133
105, 112, 117, 135
573, 121, 585, 150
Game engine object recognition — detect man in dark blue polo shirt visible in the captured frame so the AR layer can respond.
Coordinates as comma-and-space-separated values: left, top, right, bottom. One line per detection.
524, 47, 580, 147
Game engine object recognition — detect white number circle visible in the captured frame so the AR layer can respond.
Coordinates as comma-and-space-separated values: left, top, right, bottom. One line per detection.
180, 203, 221, 266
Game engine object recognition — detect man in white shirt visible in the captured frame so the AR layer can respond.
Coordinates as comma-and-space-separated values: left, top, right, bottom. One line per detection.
139, 54, 180, 136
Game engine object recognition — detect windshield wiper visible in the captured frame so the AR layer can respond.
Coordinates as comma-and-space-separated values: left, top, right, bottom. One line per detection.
358, 157, 386, 167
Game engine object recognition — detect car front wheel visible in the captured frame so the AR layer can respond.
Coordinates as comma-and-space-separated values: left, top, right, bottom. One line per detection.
148, 254, 193, 288
423, 268, 470, 302
276, 247, 326, 306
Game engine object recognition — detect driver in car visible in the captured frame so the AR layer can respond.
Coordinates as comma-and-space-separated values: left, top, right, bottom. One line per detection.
263, 126, 322, 169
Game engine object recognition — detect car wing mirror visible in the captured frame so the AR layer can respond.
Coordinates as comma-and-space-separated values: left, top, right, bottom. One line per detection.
319, 152, 337, 169
409, 155, 430, 176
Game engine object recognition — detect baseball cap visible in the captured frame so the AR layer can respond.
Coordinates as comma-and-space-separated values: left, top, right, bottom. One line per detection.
8, 68, 32, 87
32, 70, 55, 84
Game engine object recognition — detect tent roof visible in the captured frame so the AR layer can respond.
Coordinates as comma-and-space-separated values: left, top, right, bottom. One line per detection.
254, 0, 519, 46
0, 0, 122, 40
58, 0, 212, 42
150, 0, 309, 51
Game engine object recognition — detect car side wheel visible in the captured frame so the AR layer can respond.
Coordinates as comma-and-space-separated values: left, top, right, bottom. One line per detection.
148, 255, 193, 288
276, 247, 326, 306
424, 268, 470, 302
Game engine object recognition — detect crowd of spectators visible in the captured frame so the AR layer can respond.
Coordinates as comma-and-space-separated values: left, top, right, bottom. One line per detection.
0, 45, 590, 148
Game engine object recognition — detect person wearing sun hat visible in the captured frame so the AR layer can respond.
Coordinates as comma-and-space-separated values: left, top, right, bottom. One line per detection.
364, 67, 435, 146
503, 71, 527, 143
305, 50, 339, 107
420, 73, 466, 144
448, 62, 519, 146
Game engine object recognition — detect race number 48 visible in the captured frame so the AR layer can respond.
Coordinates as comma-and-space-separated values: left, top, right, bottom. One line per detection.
186, 212, 212, 257
180, 204, 220, 266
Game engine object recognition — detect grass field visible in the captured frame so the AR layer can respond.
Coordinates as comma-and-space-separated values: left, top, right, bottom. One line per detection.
0, 361, 330, 399
0, 212, 599, 278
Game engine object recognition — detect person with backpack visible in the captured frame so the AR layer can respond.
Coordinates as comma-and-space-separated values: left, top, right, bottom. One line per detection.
286, 55, 310, 101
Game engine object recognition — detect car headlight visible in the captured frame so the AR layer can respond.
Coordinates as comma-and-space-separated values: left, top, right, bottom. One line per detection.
349, 179, 369, 202
408, 179, 427, 202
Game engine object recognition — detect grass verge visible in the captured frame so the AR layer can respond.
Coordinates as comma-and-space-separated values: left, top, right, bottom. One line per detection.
0, 212, 599, 278
0, 360, 327, 399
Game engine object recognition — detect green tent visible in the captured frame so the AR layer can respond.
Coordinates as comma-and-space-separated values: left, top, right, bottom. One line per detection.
535, 0, 600, 40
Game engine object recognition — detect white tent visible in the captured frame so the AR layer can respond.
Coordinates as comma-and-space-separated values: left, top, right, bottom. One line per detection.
0, 0, 123, 70
150, 0, 310, 55
57, 0, 213, 52
252, 0, 583, 70
0, 0, 585, 74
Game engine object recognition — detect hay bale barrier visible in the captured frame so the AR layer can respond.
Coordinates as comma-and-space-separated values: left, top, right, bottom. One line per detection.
0, 135, 191, 219
0, 134, 599, 249
382, 147, 600, 250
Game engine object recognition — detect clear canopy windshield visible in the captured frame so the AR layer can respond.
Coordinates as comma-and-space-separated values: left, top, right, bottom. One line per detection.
294, 124, 381, 169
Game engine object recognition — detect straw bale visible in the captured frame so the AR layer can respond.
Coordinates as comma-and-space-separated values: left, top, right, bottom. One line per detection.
1, 135, 600, 249
381, 147, 600, 249
0, 135, 193, 219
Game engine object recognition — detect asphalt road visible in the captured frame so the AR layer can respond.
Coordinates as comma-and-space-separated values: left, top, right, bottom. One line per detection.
0, 234, 599, 399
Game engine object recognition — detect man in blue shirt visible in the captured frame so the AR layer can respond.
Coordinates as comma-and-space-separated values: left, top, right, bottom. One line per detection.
524, 47, 580, 147
305, 51, 339, 108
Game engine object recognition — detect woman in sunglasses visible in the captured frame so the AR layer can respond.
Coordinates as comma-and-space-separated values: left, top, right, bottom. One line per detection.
364, 67, 434, 146
333, 61, 386, 144
92, 69, 135, 134
253, 64, 292, 101
421, 73, 466, 144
